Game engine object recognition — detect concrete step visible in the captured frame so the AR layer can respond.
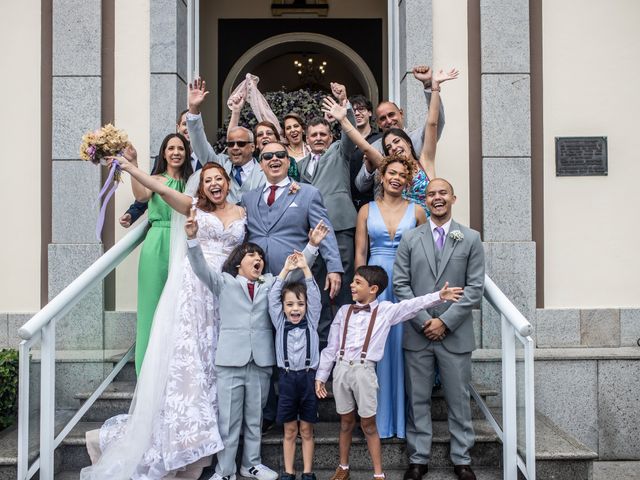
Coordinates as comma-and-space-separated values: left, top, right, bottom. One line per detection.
74, 381, 498, 423
54, 467, 506, 480
58, 419, 501, 471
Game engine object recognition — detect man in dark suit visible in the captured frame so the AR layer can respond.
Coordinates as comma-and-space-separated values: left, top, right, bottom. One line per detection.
394, 178, 485, 480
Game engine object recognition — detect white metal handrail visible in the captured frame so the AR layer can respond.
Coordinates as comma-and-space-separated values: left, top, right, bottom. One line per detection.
477, 274, 536, 480
17, 222, 149, 480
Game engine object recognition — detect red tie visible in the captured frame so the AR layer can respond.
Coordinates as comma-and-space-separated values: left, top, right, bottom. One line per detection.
267, 185, 279, 206
247, 282, 255, 300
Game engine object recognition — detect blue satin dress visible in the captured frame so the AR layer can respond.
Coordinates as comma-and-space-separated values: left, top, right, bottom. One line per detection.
367, 201, 416, 438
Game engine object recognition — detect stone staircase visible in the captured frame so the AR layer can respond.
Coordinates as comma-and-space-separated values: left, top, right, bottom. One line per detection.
0, 354, 599, 479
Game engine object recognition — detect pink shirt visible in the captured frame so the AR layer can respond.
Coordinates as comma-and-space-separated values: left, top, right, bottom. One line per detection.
316, 293, 443, 383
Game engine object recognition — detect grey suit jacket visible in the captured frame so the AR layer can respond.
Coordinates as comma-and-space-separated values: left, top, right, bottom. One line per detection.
242, 183, 343, 275
186, 112, 265, 203
393, 220, 485, 354
355, 89, 445, 194
297, 109, 357, 232
186, 242, 317, 368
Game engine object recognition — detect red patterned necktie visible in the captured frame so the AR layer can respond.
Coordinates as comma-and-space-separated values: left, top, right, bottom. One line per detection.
267, 185, 278, 206
247, 281, 255, 300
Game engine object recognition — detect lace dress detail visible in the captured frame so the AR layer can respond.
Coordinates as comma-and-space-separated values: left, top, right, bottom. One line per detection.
99, 208, 246, 479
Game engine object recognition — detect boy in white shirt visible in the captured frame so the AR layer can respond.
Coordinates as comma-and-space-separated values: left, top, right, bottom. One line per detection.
315, 266, 462, 480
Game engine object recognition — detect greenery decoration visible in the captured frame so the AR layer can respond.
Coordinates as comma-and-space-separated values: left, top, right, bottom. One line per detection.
214, 88, 341, 152
0, 349, 19, 430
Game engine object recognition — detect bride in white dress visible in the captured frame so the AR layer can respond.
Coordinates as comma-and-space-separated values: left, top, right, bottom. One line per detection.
82, 148, 246, 479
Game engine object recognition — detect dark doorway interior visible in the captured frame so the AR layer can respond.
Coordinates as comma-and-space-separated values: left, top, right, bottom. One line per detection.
217, 18, 383, 124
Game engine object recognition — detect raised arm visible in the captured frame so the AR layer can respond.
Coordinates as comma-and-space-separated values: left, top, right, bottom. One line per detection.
322, 96, 384, 169
226, 91, 246, 137
354, 204, 369, 269
418, 68, 459, 180
187, 78, 220, 165
185, 208, 224, 295
111, 150, 192, 216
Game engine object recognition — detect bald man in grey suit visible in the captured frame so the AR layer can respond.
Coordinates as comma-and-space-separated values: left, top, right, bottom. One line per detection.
394, 178, 485, 480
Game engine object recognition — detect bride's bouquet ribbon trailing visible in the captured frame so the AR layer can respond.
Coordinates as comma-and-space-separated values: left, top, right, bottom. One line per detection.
227, 73, 283, 137
95, 161, 121, 241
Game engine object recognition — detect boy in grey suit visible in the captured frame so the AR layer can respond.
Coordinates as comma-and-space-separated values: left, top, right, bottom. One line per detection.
393, 179, 485, 480
185, 209, 327, 480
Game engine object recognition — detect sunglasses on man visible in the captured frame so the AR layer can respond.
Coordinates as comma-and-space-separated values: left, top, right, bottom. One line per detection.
260, 151, 288, 161
226, 140, 250, 148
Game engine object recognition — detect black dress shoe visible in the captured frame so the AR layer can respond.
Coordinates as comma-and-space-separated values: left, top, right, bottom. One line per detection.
453, 465, 476, 480
403, 463, 428, 480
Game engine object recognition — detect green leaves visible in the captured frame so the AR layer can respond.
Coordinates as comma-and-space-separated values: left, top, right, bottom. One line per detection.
214, 88, 341, 152
0, 349, 19, 430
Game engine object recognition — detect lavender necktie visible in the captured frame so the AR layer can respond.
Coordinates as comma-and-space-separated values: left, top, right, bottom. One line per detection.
435, 227, 445, 250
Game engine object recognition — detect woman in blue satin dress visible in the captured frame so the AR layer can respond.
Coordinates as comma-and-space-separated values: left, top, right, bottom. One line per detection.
355, 156, 427, 439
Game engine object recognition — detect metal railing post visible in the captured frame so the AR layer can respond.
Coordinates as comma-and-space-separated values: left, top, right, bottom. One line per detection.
39, 319, 56, 480
17, 341, 31, 480
501, 314, 517, 480
524, 338, 536, 479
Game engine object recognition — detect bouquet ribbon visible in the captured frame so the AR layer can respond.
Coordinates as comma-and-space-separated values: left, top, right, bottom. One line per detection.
95, 162, 120, 241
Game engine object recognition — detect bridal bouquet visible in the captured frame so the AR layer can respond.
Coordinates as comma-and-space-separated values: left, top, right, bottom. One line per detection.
79, 124, 129, 241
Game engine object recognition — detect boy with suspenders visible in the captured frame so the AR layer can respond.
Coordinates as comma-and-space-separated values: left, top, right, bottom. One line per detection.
315, 266, 463, 480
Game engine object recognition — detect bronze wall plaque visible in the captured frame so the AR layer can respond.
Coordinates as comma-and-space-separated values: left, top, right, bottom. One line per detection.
555, 136, 607, 176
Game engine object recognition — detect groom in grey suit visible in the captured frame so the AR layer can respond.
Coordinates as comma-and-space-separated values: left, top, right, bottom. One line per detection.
394, 179, 485, 480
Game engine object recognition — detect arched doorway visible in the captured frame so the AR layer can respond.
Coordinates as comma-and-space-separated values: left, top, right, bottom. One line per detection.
221, 33, 379, 114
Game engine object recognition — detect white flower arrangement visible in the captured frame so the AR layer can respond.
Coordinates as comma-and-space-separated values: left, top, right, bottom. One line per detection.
256, 275, 266, 284
449, 230, 464, 242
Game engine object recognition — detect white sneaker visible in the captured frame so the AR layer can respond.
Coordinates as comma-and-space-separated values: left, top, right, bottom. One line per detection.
209, 472, 237, 480
239, 464, 278, 480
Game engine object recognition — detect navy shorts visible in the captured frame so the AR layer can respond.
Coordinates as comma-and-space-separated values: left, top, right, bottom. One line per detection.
276, 368, 319, 424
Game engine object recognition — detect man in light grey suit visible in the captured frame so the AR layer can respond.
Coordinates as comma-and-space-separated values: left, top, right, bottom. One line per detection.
186, 77, 266, 203
393, 178, 485, 480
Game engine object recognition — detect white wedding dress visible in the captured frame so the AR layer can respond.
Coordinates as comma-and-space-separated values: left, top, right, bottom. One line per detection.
82, 199, 246, 480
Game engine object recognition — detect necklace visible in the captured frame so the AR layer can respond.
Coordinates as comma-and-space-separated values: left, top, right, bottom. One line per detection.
287, 144, 304, 157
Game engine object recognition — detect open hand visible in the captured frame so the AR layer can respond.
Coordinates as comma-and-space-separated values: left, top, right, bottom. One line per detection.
188, 77, 209, 112
315, 380, 328, 399
308, 220, 330, 247
330, 82, 347, 106
412, 65, 432, 87
433, 68, 460, 87
283, 252, 300, 272
184, 207, 199, 239
322, 96, 347, 122
439, 281, 463, 302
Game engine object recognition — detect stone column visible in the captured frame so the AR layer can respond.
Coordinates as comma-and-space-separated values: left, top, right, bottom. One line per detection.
150, 0, 188, 156
50, 0, 104, 350
398, 0, 433, 131
480, 0, 536, 347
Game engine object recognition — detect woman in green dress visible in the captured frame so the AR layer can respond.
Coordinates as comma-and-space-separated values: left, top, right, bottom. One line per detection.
130, 133, 193, 374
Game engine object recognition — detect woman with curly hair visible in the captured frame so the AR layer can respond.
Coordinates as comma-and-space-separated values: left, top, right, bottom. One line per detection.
353, 155, 427, 439
323, 67, 458, 213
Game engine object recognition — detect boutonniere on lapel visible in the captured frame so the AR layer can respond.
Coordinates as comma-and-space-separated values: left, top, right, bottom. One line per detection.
256, 275, 266, 285
288, 182, 300, 195
449, 230, 464, 242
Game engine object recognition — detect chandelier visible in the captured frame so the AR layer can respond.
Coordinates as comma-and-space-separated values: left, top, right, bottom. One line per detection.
293, 56, 327, 85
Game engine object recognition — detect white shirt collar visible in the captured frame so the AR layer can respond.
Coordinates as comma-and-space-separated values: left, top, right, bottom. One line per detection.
263, 176, 291, 192
429, 218, 453, 237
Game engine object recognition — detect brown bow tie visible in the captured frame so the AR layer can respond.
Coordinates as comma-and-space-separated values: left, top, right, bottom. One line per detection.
352, 304, 371, 313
